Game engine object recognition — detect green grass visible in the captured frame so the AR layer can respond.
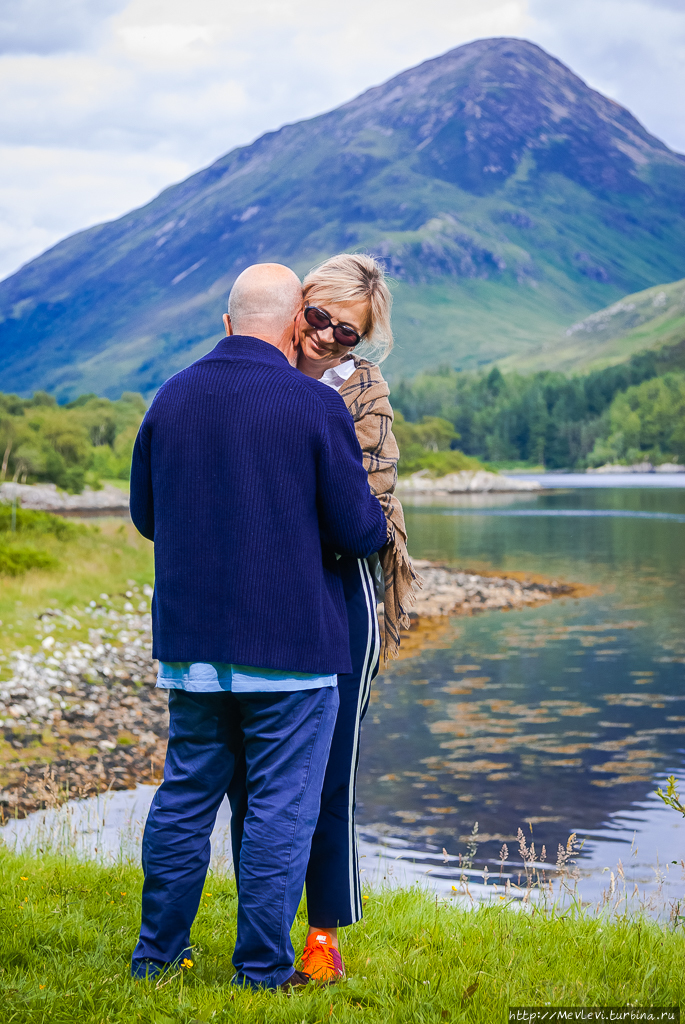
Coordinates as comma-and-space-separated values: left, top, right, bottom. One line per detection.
0, 508, 153, 664
397, 449, 487, 477
485, 461, 545, 474
0, 848, 682, 1023
502, 276, 685, 374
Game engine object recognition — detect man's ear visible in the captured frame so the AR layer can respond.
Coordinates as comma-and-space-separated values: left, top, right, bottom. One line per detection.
223, 313, 233, 336
292, 308, 304, 346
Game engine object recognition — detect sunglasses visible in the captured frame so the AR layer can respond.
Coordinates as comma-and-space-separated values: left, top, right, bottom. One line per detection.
303, 305, 363, 347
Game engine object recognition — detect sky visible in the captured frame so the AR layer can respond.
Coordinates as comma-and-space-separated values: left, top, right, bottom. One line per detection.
1, 0, 684, 281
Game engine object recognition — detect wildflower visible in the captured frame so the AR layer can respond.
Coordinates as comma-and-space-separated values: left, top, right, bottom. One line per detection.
181, 958, 194, 969
499, 896, 506, 900
39, 985, 45, 990
120, 892, 126, 896
20, 876, 28, 881
204, 892, 212, 896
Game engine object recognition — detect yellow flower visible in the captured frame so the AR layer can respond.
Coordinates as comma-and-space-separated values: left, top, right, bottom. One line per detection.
204, 892, 212, 896
20, 876, 28, 881
181, 958, 194, 969
120, 892, 126, 896
39, 985, 45, 990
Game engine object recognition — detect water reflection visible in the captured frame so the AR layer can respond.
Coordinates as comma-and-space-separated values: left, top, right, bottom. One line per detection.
357, 487, 685, 873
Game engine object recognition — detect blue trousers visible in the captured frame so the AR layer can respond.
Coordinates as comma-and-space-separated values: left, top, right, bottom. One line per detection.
305, 556, 380, 927
131, 685, 339, 988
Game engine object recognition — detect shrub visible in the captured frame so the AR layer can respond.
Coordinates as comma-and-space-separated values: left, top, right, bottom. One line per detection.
394, 412, 485, 476
0, 505, 83, 540
0, 542, 58, 576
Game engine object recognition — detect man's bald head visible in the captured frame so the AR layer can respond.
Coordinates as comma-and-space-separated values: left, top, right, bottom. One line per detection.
227, 263, 302, 338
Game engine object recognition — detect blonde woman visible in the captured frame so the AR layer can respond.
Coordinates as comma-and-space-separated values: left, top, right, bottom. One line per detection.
296, 253, 420, 982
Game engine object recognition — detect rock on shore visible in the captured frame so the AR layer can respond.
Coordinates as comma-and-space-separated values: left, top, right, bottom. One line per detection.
396, 470, 541, 493
0, 481, 129, 514
0, 600, 168, 818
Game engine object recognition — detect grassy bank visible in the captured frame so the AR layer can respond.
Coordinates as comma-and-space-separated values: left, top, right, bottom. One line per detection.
0, 511, 153, 661
0, 848, 682, 1023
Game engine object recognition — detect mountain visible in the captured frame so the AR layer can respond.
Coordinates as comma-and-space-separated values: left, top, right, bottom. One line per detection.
500, 276, 685, 373
1, 37, 685, 399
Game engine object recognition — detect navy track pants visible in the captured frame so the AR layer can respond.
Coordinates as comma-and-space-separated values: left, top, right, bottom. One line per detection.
305, 556, 381, 927
131, 685, 339, 989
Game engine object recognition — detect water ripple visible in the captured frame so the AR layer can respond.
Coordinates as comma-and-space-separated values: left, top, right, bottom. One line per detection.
439, 509, 685, 522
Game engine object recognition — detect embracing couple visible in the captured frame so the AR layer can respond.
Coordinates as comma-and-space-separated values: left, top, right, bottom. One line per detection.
128, 254, 418, 989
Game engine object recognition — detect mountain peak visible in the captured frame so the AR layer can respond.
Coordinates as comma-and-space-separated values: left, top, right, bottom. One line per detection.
330, 36, 679, 196
1, 37, 685, 398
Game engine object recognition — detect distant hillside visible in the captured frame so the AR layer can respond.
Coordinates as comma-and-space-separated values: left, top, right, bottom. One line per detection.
1, 37, 685, 399
502, 277, 685, 373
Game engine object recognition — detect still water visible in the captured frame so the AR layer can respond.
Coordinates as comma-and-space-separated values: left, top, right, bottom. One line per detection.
356, 486, 685, 887
4, 486, 684, 907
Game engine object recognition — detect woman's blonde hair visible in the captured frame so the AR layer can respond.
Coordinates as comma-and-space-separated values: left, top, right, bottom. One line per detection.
302, 253, 393, 364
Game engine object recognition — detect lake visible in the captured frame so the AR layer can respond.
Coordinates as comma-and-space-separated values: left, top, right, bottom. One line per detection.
4, 483, 685, 908
355, 484, 685, 901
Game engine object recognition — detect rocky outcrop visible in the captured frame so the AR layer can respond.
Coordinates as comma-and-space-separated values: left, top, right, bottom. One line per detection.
396, 470, 542, 494
409, 561, 574, 619
587, 463, 685, 474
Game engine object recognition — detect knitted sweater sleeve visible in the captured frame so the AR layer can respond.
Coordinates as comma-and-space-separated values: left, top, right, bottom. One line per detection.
129, 418, 155, 541
316, 400, 388, 558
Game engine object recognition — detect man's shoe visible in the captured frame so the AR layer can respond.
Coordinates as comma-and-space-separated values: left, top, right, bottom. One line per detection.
131, 957, 168, 981
277, 969, 312, 990
300, 932, 345, 984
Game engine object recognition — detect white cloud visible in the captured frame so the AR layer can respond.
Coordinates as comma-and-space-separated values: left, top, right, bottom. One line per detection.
0, 0, 682, 281
0, 145, 189, 278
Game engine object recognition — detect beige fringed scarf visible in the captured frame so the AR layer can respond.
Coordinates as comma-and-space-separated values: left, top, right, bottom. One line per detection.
338, 358, 422, 659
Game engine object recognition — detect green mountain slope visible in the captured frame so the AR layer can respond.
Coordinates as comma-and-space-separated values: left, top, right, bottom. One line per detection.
501, 277, 685, 373
1, 37, 685, 398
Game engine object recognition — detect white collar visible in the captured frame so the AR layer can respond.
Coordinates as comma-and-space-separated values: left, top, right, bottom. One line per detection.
319, 359, 357, 391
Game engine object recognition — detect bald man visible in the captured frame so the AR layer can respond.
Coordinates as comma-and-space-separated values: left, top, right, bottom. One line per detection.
129, 263, 387, 990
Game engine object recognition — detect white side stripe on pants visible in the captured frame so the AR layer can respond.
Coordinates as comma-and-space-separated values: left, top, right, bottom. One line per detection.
347, 557, 381, 922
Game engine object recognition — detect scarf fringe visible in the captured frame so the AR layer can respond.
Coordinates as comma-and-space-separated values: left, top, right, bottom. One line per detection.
379, 533, 424, 662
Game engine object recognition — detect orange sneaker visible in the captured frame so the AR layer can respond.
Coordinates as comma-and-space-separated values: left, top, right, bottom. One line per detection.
300, 932, 345, 984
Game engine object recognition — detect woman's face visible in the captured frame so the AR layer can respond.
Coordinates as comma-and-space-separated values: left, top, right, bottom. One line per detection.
297, 297, 369, 377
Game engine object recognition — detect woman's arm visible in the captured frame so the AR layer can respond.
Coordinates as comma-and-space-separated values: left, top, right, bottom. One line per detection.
356, 409, 400, 518
339, 363, 400, 510
339, 362, 421, 658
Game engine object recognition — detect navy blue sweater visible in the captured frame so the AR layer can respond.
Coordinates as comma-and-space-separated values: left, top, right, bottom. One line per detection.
129, 336, 387, 674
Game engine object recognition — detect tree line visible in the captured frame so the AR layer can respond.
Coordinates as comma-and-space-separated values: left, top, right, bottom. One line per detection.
391, 346, 685, 471
2, 342, 684, 491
